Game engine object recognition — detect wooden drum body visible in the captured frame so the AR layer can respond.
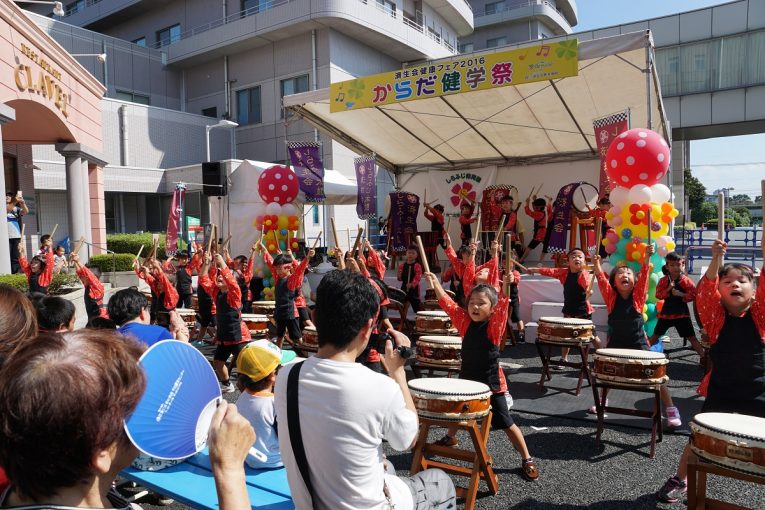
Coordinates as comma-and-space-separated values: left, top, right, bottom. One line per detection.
415, 310, 456, 335
191, 294, 199, 311
408, 378, 491, 421
593, 348, 669, 385
176, 308, 197, 328
416, 335, 462, 368
241, 314, 270, 336
299, 325, 318, 352
252, 300, 276, 316
690, 412, 765, 477
537, 317, 594, 345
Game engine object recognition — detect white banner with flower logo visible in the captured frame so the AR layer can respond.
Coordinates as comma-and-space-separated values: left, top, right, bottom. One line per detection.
427, 166, 497, 213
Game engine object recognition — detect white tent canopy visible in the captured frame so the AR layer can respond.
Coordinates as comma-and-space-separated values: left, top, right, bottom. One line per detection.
283, 31, 668, 174
210, 159, 357, 256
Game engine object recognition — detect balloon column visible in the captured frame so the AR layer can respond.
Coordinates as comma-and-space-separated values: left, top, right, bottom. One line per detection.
600, 129, 678, 336
253, 165, 301, 300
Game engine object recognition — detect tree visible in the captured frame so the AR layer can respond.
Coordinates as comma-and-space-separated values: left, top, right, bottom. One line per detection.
756, 195, 762, 205
730, 194, 753, 206
691, 201, 716, 225
732, 206, 752, 226
684, 168, 706, 212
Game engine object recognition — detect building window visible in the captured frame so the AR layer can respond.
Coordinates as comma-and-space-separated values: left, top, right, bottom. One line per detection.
313, 206, 319, 225
65, 0, 85, 15
376, 0, 396, 16
486, 36, 506, 49
115, 90, 150, 105
280, 75, 309, 117
427, 26, 441, 43
236, 86, 261, 125
156, 23, 181, 48
202, 107, 218, 118
484, 1, 505, 15
132, 37, 147, 47
242, 0, 272, 15
458, 42, 474, 53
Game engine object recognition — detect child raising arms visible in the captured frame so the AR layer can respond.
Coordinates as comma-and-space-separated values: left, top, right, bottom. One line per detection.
656, 239, 765, 503
423, 271, 540, 482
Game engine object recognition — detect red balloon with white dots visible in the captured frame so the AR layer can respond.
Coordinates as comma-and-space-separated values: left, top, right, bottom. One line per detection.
258, 165, 299, 204
604, 128, 670, 188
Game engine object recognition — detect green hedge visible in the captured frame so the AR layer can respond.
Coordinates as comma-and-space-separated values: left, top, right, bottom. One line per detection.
0, 272, 80, 295
107, 233, 167, 259
706, 218, 737, 229
89, 253, 137, 273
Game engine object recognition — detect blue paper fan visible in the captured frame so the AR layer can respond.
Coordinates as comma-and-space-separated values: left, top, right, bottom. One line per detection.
125, 340, 221, 460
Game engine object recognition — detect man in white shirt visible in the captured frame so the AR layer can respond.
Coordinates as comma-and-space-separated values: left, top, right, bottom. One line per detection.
275, 269, 455, 510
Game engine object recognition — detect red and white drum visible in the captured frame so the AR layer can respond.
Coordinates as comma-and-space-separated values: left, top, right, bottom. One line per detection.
592, 348, 669, 386
415, 310, 456, 335
241, 314, 270, 336
176, 308, 197, 328
408, 378, 491, 421
690, 412, 765, 477
537, 317, 595, 345
191, 294, 199, 311
416, 335, 462, 369
299, 325, 318, 353
252, 301, 276, 316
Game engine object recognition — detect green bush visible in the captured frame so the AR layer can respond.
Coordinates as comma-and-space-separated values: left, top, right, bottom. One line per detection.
0, 272, 80, 295
107, 233, 166, 259
706, 218, 737, 229
89, 253, 137, 273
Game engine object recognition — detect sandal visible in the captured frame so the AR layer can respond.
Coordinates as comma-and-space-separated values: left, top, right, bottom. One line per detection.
434, 435, 458, 447
521, 458, 539, 481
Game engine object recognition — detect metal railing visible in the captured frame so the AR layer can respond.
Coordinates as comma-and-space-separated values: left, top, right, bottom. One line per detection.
143, 0, 458, 53
63, 0, 102, 17
474, 0, 557, 19
683, 245, 762, 274
675, 226, 762, 254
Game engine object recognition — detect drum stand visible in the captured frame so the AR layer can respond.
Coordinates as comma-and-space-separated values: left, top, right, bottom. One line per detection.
410, 413, 498, 510
591, 380, 664, 458
687, 451, 765, 510
536, 340, 592, 396
412, 362, 460, 379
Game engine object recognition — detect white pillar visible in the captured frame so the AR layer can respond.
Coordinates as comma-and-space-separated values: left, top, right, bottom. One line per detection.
80, 157, 92, 253
0, 105, 16, 274
64, 154, 90, 262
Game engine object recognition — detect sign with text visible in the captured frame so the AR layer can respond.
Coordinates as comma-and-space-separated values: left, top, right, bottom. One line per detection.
330, 40, 578, 113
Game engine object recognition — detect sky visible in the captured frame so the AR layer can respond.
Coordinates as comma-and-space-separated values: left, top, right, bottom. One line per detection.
574, 0, 765, 198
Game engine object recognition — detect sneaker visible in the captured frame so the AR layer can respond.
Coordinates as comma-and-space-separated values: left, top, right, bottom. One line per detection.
656, 475, 686, 504
220, 382, 235, 394
661, 335, 671, 344
505, 392, 514, 409
152, 493, 174, 506
666, 406, 682, 428
521, 458, 539, 481
587, 398, 608, 415
517, 331, 526, 343
551, 358, 567, 371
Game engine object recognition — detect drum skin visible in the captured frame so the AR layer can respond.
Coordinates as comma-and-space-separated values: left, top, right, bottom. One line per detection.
409, 378, 491, 421
415, 311, 456, 335
690, 413, 765, 477
593, 348, 669, 385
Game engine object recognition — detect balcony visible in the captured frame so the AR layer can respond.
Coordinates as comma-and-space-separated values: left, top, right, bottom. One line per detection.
61, 0, 175, 31
162, 0, 460, 66
423, 0, 474, 37
474, 0, 573, 34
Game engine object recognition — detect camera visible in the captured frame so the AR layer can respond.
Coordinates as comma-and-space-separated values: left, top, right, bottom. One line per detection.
378, 331, 413, 359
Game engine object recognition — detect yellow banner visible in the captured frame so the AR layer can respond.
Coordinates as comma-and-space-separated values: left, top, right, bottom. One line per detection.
330, 39, 578, 113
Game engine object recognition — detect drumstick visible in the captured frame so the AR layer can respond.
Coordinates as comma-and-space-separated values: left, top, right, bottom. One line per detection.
351, 227, 364, 257
20, 223, 25, 240
72, 236, 86, 256
445, 215, 451, 234
473, 206, 482, 244
646, 208, 652, 247
49, 223, 58, 239
330, 217, 340, 249
496, 214, 506, 241
415, 235, 431, 287
346, 228, 352, 252
272, 229, 281, 253
221, 234, 233, 253
504, 233, 512, 295
135, 244, 145, 262
508, 256, 528, 273
586, 217, 603, 295
311, 231, 323, 250
286, 229, 290, 252
717, 192, 725, 241
206, 225, 214, 253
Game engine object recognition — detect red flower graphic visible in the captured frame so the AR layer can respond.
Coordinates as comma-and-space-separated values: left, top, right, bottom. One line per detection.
451, 182, 477, 207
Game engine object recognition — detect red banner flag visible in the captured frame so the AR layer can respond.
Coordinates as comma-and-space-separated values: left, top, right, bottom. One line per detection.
593, 110, 630, 198
166, 184, 185, 254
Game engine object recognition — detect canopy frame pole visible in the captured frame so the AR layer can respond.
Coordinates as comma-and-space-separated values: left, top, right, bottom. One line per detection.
646, 44, 653, 130
374, 106, 456, 167
439, 97, 508, 162
549, 80, 595, 154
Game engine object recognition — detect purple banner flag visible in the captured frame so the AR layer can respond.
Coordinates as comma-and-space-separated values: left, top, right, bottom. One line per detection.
287, 141, 326, 202
355, 155, 377, 220
547, 182, 579, 254
389, 192, 419, 252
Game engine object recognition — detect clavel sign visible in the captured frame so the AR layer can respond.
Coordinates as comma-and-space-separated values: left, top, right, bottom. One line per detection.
14, 43, 70, 118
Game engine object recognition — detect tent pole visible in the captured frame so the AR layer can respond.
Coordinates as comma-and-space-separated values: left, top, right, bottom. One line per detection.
646, 43, 653, 130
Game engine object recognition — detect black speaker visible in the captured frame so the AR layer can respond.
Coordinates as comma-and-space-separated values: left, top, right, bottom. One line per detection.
202, 162, 227, 196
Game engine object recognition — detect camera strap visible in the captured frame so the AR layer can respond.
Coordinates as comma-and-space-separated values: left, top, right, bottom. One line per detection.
286, 361, 317, 505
